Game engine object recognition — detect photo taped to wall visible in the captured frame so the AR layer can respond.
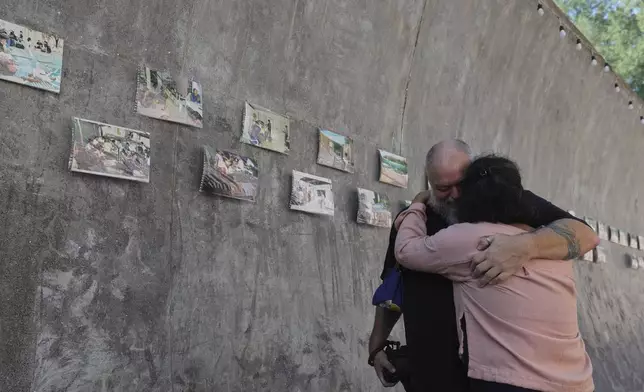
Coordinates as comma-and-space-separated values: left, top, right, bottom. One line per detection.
69, 117, 150, 183
241, 102, 290, 154
357, 188, 392, 228
0, 18, 64, 93
136, 65, 203, 127
290, 170, 334, 216
200, 147, 259, 202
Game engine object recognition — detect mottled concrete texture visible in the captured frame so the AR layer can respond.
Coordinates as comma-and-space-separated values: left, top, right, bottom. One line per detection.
0, 0, 643, 391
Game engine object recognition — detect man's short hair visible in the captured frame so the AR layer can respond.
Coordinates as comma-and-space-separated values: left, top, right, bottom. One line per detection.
425, 139, 472, 170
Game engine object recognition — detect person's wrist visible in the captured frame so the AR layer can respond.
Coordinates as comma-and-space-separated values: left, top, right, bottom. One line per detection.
520, 232, 539, 260
368, 342, 388, 366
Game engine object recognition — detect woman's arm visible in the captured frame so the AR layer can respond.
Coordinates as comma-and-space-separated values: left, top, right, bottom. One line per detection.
394, 203, 475, 281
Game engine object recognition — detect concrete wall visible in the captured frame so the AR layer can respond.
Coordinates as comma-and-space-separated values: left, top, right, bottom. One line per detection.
0, 0, 643, 391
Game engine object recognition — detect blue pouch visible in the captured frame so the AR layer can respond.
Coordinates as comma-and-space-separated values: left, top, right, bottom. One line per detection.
372, 266, 403, 312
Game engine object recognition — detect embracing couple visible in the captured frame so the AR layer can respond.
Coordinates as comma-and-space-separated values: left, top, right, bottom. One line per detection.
369, 140, 598, 391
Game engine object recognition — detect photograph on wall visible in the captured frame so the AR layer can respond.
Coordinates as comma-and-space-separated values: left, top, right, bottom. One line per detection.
608, 226, 620, 243
639, 235, 644, 251
241, 102, 290, 154
69, 117, 150, 183
357, 188, 392, 228
378, 150, 408, 188
289, 171, 334, 216
317, 129, 354, 173
136, 65, 203, 128
627, 254, 639, 270
0, 18, 64, 93
628, 233, 639, 249
619, 229, 629, 247
594, 247, 608, 264
199, 147, 258, 202
582, 250, 593, 262
597, 222, 609, 241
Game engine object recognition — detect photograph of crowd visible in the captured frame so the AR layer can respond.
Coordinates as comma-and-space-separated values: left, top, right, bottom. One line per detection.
289, 171, 334, 216
357, 188, 392, 228
200, 147, 258, 202
0, 18, 64, 93
241, 102, 290, 154
69, 117, 150, 183
317, 129, 354, 173
378, 149, 408, 188
136, 65, 203, 128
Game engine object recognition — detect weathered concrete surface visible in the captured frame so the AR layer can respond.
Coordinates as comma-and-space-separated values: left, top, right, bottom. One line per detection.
0, 0, 643, 391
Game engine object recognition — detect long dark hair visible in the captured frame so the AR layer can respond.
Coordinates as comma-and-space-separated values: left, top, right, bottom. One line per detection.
455, 155, 523, 224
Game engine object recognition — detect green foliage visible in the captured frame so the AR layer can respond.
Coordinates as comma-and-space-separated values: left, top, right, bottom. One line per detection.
554, 0, 644, 99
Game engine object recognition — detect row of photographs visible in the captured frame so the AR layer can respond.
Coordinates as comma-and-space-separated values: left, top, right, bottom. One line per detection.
200, 153, 395, 227
626, 254, 644, 270
572, 213, 644, 252
67, 116, 402, 228
67, 116, 408, 187
63, 116, 644, 236
12, 20, 643, 239
582, 246, 607, 264
1, 20, 411, 189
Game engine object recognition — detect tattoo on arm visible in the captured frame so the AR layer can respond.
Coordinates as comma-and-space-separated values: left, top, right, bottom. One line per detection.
547, 222, 581, 260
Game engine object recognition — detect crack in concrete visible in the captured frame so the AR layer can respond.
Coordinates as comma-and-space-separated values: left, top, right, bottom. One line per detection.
398, 0, 428, 156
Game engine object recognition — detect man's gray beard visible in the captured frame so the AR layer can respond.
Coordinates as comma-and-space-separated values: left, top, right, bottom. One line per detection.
429, 193, 459, 225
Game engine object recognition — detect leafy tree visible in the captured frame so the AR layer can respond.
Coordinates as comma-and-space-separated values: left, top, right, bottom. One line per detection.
554, 0, 644, 98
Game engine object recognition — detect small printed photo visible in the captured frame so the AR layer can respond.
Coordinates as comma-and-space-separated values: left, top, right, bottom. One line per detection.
627, 254, 639, 270
199, 147, 258, 202
378, 150, 408, 188
619, 230, 629, 247
583, 217, 597, 232
289, 171, 334, 216
639, 235, 644, 251
136, 65, 203, 127
317, 129, 354, 173
357, 188, 392, 228
608, 226, 620, 243
69, 117, 150, 183
0, 18, 64, 93
594, 246, 607, 264
241, 102, 290, 154
629, 233, 639, 249
582, 250, 593, 262
639, 256, 644, 269
597, 222, 609, 241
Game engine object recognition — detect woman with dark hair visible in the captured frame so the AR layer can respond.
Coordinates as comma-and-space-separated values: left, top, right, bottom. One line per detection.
395, 155, 594, 392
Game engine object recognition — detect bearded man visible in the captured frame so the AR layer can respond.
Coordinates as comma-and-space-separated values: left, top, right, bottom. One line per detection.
368, 140, 598, 391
